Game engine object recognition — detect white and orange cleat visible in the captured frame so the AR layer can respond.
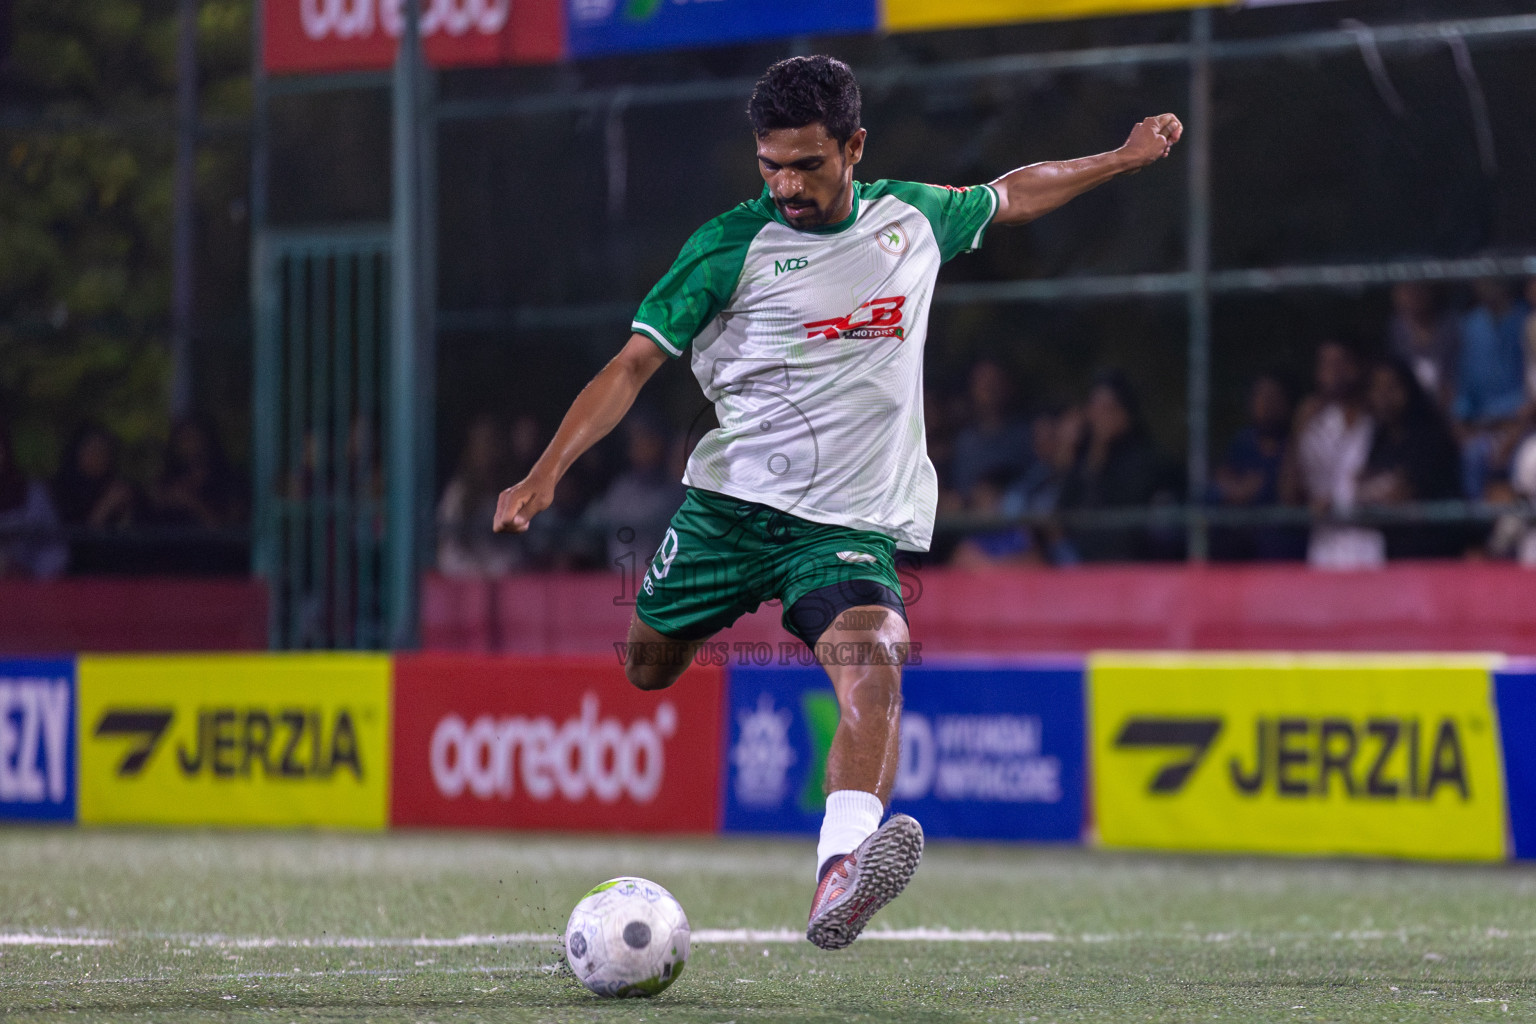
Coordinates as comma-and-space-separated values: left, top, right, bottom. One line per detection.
805, 813, 924, 950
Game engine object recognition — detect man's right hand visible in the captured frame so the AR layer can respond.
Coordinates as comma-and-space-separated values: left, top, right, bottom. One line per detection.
493, 473, 555, 533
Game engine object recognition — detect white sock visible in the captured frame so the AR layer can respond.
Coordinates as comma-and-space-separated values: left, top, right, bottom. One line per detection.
816, 790, 884, 881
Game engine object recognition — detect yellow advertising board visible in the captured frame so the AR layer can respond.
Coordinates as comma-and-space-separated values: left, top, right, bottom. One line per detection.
78, 654, 390, 828
885, 0, 1219, 33
1089, 654, 1507, 861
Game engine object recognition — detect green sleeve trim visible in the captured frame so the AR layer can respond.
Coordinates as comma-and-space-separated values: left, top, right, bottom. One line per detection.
632, 320, 683, 358
865, 179, 997, 262
632, 204, 765, 358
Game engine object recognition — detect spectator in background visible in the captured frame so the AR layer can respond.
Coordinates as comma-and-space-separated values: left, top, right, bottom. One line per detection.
437, 414, 527, 577
1055, 371, 1160, 562
949, 359, 1033, 501
1456, 278, 1530, 498
1283, 340, 1380, 568
1358, 358, 1465, 559
1211, 374, 1303, 561
0, 413, 66, 579
950, 467, 1040, 569
153, 414, 247, 529
586, 412, 687, 572
52, 422, 141, 574
1524, 276, 1536, 404
1001, 406, 1074, 521
1388, 282, 1459, 412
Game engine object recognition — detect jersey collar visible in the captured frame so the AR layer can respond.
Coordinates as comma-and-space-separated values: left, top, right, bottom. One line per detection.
758, 181, 862, 235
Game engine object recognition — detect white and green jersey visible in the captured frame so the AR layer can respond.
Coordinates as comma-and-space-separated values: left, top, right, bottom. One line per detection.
632, 179, 997, 552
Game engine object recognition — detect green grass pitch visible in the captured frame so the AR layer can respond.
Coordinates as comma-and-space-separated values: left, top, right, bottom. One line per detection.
0, 828, 1532, 1022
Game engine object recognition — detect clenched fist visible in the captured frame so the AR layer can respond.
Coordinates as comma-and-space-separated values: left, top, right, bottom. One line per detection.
1121, 114, 1183, 169
492, 474, 555, 534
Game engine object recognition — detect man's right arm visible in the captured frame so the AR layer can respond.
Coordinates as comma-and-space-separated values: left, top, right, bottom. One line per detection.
493, 333, 671, 533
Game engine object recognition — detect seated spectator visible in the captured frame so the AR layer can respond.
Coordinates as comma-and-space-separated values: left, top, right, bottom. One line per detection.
0, 414, 66, 579
1456, 278, 1530, 498
585, 412, 687, 572
1388, 282, 1459, 412
1357, 358, 1466, 559
999, 407, 1070, 515
52, 422, 143, 574
1056, 371, 1160, 562
1524, 276, 1536, 404
1211, 374, 1303, 561
1282, 340, 1381, 568
950, 467, 1040, 569
437, 414, 528, 577
152, 414, 248, 529
949, 359, 1033, 501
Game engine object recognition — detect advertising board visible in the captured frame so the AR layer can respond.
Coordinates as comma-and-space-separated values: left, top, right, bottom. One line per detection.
885, 0, 1217, 32
78, 654, 391, 828
263, 0, 564, 74
568, 0, 877, 58
0, 658, 75, 822
724, 661, 1085, 841
1090, 654, 1507, 861
391, 654, 723, 832
1494, 667, 1536, 859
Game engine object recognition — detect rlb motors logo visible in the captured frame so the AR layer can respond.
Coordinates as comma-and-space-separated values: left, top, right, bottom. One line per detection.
0, 659, 75, 821
430, 694, 678, 803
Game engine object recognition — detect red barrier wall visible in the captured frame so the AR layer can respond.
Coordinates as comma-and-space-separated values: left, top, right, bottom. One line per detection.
422, 564, 1536, 655
0, 579, 268, 653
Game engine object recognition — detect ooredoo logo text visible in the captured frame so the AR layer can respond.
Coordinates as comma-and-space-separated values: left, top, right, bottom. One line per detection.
298, 0, 509, 41
430, 694, 679, 804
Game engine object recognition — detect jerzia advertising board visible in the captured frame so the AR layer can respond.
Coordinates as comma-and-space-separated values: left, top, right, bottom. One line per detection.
391, 655, 722, 832
724, 661, 1085, 841
78, 655, 391, 828
1089, 654, 1508, 861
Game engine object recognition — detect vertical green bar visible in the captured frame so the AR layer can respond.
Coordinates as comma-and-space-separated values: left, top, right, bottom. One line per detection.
251, 235, 281, 649
284, 255, 307, 650
310, 254, 331, 649
334, 254, 355, 648
357, 252, 380, 648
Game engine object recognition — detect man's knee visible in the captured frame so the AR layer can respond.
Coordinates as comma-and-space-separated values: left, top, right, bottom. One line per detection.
624, 658, 682, 692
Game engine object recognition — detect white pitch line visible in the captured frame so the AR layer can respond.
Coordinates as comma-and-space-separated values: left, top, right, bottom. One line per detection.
0, 934, 113, 947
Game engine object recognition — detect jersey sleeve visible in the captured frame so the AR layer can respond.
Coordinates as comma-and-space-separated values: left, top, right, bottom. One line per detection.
631, 211, 759, 358
924, 183, 999, 263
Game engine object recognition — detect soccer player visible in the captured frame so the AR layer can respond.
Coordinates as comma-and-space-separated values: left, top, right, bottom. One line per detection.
495, 55, 1181, 949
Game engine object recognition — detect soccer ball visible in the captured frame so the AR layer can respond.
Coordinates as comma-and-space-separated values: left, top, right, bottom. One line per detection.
564, 876, 691, 998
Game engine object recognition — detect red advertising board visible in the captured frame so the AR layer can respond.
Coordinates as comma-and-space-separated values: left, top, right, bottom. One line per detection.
392, 654, 722, 832
263, 0, 564, 75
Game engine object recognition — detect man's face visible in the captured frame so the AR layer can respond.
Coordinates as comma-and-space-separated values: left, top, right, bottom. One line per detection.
756, 123, 865, 230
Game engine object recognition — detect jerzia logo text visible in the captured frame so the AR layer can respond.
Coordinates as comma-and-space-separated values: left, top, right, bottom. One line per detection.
95, 707, 364, 780
1115, 715, 1472, 800
804, 296, 905, 340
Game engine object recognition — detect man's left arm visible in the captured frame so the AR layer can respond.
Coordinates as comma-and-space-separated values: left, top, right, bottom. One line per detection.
989, 114, 1183, 226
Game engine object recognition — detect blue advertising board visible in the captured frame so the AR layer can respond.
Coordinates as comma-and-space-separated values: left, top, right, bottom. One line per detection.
568, 0, 879, 59
1495, 667, 1536, 859
0, 657, 76, 822
724, 660, 1085, 841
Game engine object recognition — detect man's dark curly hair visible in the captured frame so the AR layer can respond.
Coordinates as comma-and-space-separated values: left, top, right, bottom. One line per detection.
747, 55, 862, 146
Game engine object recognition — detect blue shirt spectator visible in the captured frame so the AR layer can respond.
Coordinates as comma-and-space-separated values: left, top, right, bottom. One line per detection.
949, 360, 1034, 498
1455, 281, 1529, 425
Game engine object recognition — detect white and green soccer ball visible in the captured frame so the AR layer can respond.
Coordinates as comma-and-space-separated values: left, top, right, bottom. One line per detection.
564, 876, 690, 998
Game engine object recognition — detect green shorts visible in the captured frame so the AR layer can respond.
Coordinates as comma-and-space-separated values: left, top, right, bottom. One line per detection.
635, 487, 906, 647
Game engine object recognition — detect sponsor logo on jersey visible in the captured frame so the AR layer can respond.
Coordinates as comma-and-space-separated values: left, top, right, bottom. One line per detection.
836, 551, 878, 564
774, 257, 809, 276
804, 295, 906, 340
876, 221, 908, 255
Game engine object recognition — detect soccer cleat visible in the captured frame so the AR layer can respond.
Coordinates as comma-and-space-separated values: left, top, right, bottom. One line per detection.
806, 813, 924, 950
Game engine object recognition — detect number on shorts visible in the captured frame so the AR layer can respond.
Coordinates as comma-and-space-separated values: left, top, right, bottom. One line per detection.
651, 528, 680, 580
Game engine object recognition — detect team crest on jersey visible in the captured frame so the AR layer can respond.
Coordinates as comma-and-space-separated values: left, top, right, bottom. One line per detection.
803, 295, 906, 341
876, 221, 907, 256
